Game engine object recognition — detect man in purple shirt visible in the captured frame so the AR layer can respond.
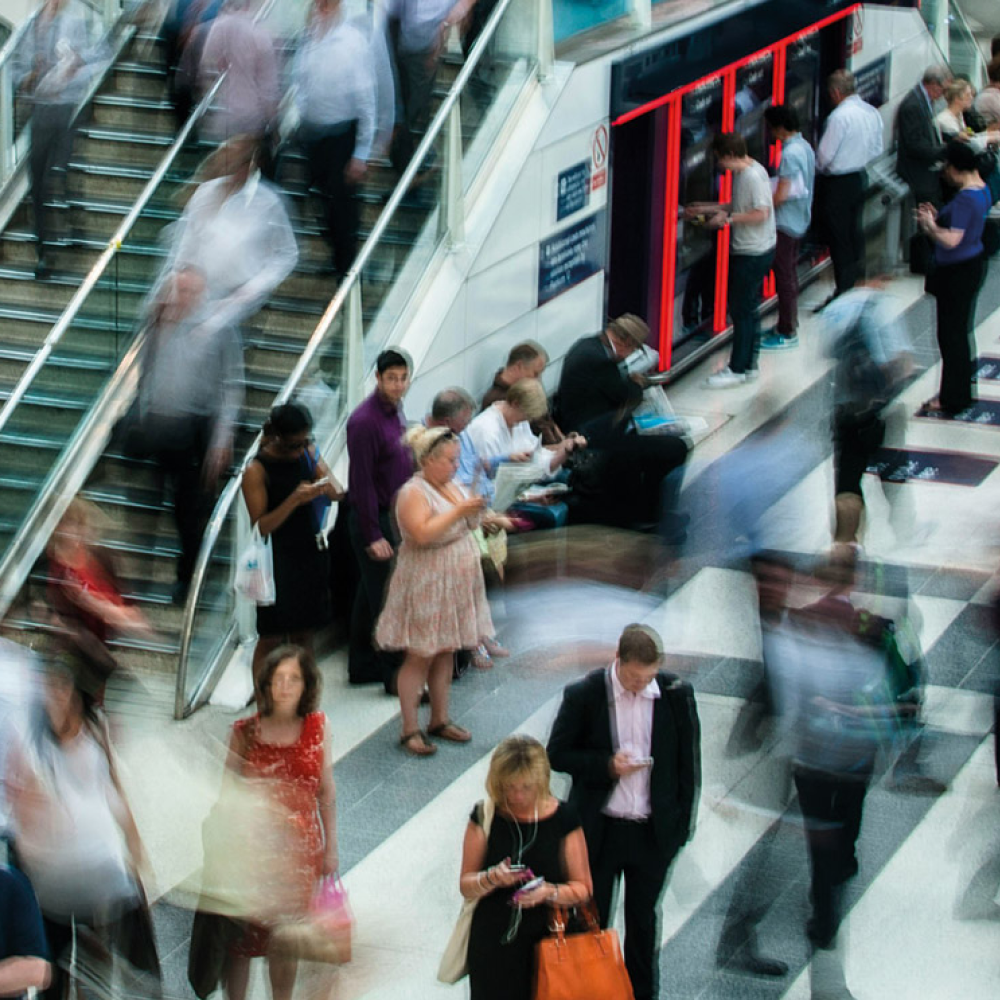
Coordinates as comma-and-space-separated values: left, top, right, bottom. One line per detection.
346, 349, 414, 689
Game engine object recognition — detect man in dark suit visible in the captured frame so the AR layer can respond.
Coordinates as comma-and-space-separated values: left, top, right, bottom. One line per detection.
555, 315, 688, 529
548, 624, 701, 1000
896, 65, 951, 273
896, 65, 951, 205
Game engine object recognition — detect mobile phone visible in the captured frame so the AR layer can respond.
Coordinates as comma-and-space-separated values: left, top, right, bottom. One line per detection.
314, 476, 330, 487
511, 876, 545, 903
508, 864, 528, 872
632, 756, 654, 767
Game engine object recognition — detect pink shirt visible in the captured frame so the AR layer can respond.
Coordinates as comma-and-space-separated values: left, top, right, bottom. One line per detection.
604, 665, 660, 821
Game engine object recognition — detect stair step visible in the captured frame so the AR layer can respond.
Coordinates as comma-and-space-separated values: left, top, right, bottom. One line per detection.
91, 94, 178, 134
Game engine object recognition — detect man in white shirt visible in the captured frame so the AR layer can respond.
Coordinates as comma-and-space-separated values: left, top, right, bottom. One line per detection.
387, 0, 472, 174
815, 70, 884, 305
548, 625, 700, 1000
686, 132, 776, 388
460, 378, 580, 505
293, 0, 378, 276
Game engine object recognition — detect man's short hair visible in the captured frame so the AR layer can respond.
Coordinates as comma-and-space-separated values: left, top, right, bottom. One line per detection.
922, 64, 951, 88
988, 56, 1000, 86
506, 341, 548, 367
377, 349, 409, 374
763, 104, 800, 133
712, 132, 748, 159
431, 387, 475, 422
828, 69, 856, 97
607, 313, 649, 349
505, 377, 549, 423
617, 624, 663, 665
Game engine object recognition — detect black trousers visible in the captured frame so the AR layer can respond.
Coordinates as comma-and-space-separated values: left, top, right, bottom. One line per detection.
592, 819, 679, 1000
588, 430, 688, 528
820, 171, 866, 295
931, 254, 986, 414
30, 102, 75, 254
390, 45, 439, 174
149, 417, 213, 586
347, 507, 402, 687
793, 765, 872, 947
833, 409, 886, 498
300, 121, 360, 275
728, 250, 775, 374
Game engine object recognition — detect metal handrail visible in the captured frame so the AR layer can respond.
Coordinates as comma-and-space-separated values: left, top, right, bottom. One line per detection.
946, 0, 988, 88
0, 0, 279, 618
175, 0, 523, 715
0, 0, 283, 442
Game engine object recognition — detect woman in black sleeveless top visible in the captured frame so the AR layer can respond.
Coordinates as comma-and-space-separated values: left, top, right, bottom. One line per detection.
459, 736, 592, 1000
242, 403, 344, 680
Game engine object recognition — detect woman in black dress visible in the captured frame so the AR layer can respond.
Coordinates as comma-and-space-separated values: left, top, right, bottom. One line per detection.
460, 736, 592, 1000
242, 403, 344, 680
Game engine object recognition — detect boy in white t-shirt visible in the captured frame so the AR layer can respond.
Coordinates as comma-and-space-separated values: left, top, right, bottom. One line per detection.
685, 132, 777, 387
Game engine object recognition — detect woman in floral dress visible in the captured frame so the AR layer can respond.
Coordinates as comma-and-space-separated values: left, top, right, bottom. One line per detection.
224, 646, 337, 1000
375, 426, 506, 757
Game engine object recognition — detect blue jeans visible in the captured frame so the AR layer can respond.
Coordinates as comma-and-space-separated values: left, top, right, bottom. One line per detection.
728, 250, 775, 374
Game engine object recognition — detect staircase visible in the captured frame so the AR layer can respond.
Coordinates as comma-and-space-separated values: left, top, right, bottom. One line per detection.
0, 13, 524, 691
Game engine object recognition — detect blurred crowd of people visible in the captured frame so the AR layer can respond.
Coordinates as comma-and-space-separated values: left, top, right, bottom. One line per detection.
4, 7, 1000, 1000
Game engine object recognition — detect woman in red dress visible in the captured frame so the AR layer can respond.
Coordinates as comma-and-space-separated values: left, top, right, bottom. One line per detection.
224, 645, 338, 1000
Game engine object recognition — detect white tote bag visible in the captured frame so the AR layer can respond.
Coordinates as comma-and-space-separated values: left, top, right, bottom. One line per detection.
234, 525, 276, 606
437, 798, 495, 984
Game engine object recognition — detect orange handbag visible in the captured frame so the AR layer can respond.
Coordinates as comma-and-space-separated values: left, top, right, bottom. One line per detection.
534, 902, 635, 1000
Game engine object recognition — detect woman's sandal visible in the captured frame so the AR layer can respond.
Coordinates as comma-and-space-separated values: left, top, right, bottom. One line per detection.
471, 645, 493, 671
400, 731, 437, 756
428, 721, 472, 743
482, 637, 510, 659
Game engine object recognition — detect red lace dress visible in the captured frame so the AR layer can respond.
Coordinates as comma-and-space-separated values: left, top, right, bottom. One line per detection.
230, 711, 327, 957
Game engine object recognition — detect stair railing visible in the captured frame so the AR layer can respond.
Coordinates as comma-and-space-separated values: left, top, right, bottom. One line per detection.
174, 0, 554, 718
0, 0, 126, 197
0, 0, 280, 617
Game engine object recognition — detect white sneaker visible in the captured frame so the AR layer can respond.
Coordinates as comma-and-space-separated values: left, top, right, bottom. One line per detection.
705, 367, 747, 389
744, 368, 760, 382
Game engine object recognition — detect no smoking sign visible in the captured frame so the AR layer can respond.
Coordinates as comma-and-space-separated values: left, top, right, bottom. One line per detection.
591, 123, 608, 192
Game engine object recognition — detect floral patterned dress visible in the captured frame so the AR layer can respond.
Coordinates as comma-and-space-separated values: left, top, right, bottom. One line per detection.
230, 711, 327, 957
374, 474, 494, 656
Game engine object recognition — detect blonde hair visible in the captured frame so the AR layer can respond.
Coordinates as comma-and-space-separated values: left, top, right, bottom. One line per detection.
405, 424, 457, 464
945, 79, 973, 105
505, 378, 549, 423
485, 735, 551, 806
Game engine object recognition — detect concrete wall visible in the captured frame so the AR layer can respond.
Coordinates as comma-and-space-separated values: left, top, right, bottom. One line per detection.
406, 57, 615, 417
404, 4, 944, 421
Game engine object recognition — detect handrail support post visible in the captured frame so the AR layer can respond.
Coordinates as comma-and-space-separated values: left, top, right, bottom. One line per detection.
345, 280, 365, 412
440, 99, 466, 249
0, 62, 12, 185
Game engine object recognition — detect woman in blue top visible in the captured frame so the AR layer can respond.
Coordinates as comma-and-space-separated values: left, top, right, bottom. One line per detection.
917, 141, 993, 414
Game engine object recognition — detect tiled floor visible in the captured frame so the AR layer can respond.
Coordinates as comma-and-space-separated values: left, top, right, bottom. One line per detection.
101, 262, 1000, 999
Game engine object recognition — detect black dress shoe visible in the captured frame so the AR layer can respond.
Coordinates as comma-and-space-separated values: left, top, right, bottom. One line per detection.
728, 953, 789, 977
812, 292, 838, 314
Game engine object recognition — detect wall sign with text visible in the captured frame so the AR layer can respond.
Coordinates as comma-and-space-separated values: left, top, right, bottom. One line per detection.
538, 210, 607, 306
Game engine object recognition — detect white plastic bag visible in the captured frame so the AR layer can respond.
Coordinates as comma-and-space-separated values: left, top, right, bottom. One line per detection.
234, 526, 276, 606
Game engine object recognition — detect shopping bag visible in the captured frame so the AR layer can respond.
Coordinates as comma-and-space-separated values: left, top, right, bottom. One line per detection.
437, 799, 495, 983
271, 876, 353, 964
534, 902, 634, 1000
233, 526, 275, 606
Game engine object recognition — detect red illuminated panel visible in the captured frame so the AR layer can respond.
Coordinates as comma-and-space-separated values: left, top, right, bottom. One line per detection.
713, 67, 736, 333
619, 1, 859, 367
658, 96, 683, 369
611, 2, 860, 128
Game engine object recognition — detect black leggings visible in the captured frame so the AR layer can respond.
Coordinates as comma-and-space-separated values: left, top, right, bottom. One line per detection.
932, 254, 987, 414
